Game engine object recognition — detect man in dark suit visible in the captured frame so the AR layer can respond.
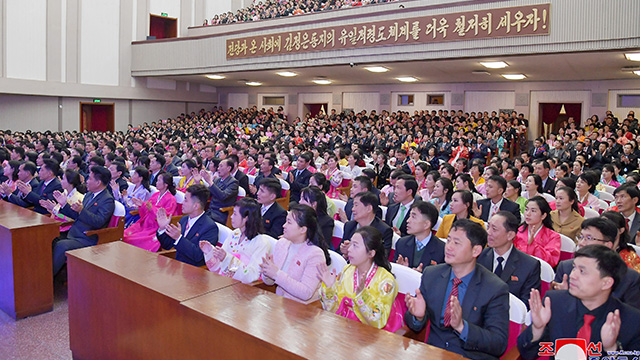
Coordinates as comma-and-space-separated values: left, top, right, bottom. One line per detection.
551, 217, 640, 309
256, 178, 287, 238
470, 135, 489, 162
204, 159, 239, 224
287, 153, 312, 204
518, 245, 640, 359
157, 184, 219, 267
148, 153, 165, 187
8, 159, 61, 215
249, 157, 277, 197
162, 151, 180, 176
384, 175, 418, 237
0, 161, 40, 202
394, 201, 445, 271
405, 219, 509, 359
534, 160, 556, 195
479, 211, 540, 308
475, 175, 522, 223
107, 161, 129, 196
614, 183, 640, 243
229, 154, 250, 195
51, 166, 115, 275
620, 143, 638, 174
529, 138, 547, 160
339, 192, 393, 258
340, 176, 382, 221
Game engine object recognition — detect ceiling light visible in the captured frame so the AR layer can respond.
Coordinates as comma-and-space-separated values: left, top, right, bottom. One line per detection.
364, 66, 389, 73
205, 74, 225, 80
625, 53, 640, 61
502, 74, 526, 80
245, 81, 262, 86
396, 76, 418, 82
312, 79, 332, 85
276, 71, 297, 77
634, 70, 640, 76
480, 61, 508, 69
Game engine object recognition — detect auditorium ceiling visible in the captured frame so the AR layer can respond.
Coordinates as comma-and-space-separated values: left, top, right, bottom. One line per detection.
157, 50, 640, 88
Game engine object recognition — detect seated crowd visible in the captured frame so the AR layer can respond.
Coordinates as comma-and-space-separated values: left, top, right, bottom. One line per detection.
2, 105, 640, 358
203, 0, 399, 26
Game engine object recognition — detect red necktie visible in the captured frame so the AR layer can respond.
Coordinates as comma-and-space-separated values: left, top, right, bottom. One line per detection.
576, 314, 595, 343
626, 218, 630, 230
184, 221, 190, 235
443, 278, 462, 327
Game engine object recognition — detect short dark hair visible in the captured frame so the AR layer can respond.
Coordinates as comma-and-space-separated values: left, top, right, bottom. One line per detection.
354, 175, 372, 192
150, 153, 166, 167
398, 175, 418, 198
186, 184, 210, 210
410, 201, 439, 230
450, 218, 488, 248
614, 183, 640, 206
89, 156, 105, 167
487, 175, 507, 192
22, 161, 38, 176
574, 245, 627, 292
258, 178, 281, 197
580, 217, 618, 244
494, 211, 519, 234
90, 166, 112, 186
42, 159, 60, 175
354, 191, 379, 213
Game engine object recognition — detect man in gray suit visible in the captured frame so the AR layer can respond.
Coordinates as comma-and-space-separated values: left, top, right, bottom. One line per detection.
614, 183, 640, 243
204, 159, 239, 224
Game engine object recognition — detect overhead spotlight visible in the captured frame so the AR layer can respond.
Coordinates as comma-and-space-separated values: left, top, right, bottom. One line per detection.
480, 61, 508, 69
276, 71, 297, 77
399, 4, 405, 8
624, 53, 640, 61
634, 70, 640, 76
396, 76, 418, 82
364, 66, 389, 73
245, 81, 262, 86
501, 74, 526, 80
205, 74, 225, 80
313, 79, 332, 85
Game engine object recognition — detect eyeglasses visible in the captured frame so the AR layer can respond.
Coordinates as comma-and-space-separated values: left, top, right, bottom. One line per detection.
576, 234, 610, 244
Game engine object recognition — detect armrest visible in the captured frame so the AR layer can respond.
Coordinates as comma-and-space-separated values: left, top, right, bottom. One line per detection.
394, 324, 428, 343
85, 217, 125, 245
501, 344, 522, 360
157, 249, 177, 259
129, 210, 139, 216
220, 206, 234, 228
60, 220, 75, 227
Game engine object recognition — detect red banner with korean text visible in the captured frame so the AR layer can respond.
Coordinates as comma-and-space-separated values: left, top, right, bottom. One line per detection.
226, 4, 550, 59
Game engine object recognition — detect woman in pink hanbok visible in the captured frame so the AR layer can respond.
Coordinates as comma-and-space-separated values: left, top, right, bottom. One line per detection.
123, 172, 178, 252
323, 154, 343, 199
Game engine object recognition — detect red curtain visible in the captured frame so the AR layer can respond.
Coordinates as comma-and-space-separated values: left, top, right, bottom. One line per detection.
150, 16, 166, 39
91, 106, 109, 132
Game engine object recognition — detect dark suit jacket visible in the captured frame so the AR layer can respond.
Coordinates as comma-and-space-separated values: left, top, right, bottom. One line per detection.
477, 246, 541, 308
340, 217, 393, 256
384, 202, 411, 237
405, 264, 510, 359
163, 163, 180, 176
344, 197, 383, 220
9, 178, 54, 214
629, 210, 640, 241
393, 234, 445, 268
157, 213, 219, 267
115, 177, 128, 193
318, 213, 335, 251
262, 201, 287, 239
234, 170, 250, 195
517, 290, 640, 360
150, 171, 161, 187
288, 168, 312, 203
60, 189, 115, 245
555, 258, 640, 309
207, 176, 239, 224
476, 198, 522, 223
541, 177, 556, 195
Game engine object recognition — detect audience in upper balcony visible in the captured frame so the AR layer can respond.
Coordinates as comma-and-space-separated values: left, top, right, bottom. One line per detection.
204, 0, 399, 26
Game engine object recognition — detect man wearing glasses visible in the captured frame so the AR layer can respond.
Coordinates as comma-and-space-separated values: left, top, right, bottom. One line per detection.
551, 217, 640, 309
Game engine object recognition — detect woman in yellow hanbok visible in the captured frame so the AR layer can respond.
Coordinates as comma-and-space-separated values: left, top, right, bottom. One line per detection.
317, 226, 401, 331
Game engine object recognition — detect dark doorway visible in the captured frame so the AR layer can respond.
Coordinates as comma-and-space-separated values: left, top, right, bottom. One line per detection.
149, 14, 177, 39
539, 103, 582, 138
304, 103, 328, 118
80, 103, 115, 133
